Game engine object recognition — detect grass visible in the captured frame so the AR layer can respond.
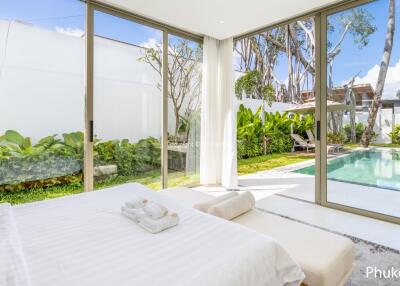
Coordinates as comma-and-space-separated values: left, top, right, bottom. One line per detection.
0, 170, 199, 205
344, 142, 400, 149
371, 143, 400, 148
237, 152, 314, 176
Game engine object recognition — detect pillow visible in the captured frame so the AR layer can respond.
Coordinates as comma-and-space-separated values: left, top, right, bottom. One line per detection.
193, 192, 238, 213
207, 191, 255, 220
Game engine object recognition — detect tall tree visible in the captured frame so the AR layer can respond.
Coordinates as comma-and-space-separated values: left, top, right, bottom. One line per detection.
361, 0, 395, 147
139, 40, 202, 142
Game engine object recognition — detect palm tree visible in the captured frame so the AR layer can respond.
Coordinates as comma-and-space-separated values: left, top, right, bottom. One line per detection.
361, 0, 395, 147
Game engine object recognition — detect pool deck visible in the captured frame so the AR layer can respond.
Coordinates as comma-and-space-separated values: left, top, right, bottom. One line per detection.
239, 149, 400, 218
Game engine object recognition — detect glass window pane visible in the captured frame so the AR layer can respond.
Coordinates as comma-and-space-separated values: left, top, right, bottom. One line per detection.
234, 17, 316, 202
93, 11, 163, 190
0, 0, 85, 204
167, 35, 202, 187
326, 0, 400, 217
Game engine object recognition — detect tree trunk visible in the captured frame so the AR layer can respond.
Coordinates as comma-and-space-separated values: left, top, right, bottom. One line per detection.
361, 0, 395, 147
174, 109, 180, 143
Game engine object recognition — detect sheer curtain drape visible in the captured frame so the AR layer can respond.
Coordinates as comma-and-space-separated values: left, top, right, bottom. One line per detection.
200, 36, 237, 188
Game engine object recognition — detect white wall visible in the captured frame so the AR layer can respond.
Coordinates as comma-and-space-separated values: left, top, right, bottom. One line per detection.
0, 20, 180, 143
343, 109, 394, 143
236, 98, 296, 113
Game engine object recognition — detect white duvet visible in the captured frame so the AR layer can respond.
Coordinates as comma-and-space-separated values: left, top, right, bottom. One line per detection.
4, 183, 304, 286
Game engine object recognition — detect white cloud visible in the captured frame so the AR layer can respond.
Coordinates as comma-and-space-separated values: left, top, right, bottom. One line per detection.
55, 26, 84, 37
353, 58, 400, 99
139, 38, 161, 49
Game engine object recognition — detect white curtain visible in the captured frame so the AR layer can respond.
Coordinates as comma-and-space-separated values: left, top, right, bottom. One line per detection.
200, 36, 238, 188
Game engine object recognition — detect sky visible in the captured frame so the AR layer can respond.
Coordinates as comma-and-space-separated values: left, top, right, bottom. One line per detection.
1, 0, 399, 99
329, 0, 400, 99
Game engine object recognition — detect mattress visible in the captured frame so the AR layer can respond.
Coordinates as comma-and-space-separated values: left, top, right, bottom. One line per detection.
2, 183, 304, 286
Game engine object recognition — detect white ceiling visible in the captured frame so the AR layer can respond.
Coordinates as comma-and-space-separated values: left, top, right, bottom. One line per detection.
100, 0, 342, 39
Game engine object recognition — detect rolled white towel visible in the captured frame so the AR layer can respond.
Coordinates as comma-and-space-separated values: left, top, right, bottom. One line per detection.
142, 202, 168, 219
208, 191, 255, 220
193, 192, 238, 213
121, 206, 145, 223
138, 213, 179, 234
125, 196, 148, 209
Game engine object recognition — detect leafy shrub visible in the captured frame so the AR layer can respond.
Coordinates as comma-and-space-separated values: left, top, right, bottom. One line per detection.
0, 130, 161, 192
237, 105, 263, 159
389, 125, 400, 144
327, 132, 347, 144
343, 123, 377, 143
237, 138, 262, 159
265, 134, 292, 154
292, 114, 314, 138
236, 104, 312, 158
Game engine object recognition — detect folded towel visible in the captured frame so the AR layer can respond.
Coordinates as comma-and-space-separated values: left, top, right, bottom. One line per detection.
138, 213, 179, 234
142, 202, 168, 219
121, 206, 145, 223
193, 192, 238, 213
125, 196, 148, 209
208, 191, 255, 220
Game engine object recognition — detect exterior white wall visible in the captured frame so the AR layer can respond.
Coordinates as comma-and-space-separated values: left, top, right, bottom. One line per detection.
236, 98, 296, 113
0, 20, 178, 143
343, 109, 394, 143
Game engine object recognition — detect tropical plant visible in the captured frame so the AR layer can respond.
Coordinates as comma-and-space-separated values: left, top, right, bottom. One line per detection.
235, 71, 275, 105
237, 105, 263, 159
292, 114, 314, 138
236, 105, 313, 158
327, 132, 347, 144
389, 125, 400, 144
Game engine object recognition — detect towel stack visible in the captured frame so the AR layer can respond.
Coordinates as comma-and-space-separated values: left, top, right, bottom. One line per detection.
121, 196, 179, 234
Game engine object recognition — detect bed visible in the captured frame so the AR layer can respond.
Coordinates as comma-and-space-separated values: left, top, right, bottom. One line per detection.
1, 183, 304, 286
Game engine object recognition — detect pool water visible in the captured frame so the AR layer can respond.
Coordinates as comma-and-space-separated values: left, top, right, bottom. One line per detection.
294, 149, 400, 191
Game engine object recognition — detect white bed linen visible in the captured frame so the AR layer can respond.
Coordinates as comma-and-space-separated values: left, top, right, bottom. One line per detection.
11, 183, 304, 286
0, 204, 31, 286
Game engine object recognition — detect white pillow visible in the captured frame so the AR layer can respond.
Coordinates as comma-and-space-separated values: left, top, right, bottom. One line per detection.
193, 192, 238, 213
208, 191, 255, 220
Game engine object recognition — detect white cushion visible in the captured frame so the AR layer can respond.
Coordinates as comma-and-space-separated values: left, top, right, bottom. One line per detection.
208, 192, 255, 220
233, 210, 354, 286
194, 192, 238, 212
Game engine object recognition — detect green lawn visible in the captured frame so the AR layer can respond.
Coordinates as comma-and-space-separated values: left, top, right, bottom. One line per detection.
0, 170, 199, 205
237, 153, 314, 175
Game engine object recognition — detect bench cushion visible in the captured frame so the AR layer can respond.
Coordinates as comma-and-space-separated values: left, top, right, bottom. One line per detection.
233, 210, 354, 286
162, 188, 354, 286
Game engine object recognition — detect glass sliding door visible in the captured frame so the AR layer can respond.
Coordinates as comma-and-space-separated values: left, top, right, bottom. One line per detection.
0, 0, 85, 203
233, 17, 317, 202
323, 0, 400, 221
93, 10, 163, 190
166, 35, 202, 187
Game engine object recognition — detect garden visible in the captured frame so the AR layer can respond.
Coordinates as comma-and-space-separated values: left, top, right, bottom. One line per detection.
0, 129, 199, 204
1, 105, 399, 205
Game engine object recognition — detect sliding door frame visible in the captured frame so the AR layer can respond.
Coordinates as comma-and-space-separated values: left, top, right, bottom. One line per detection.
84, 2, 94, 192
319, 0, 400, 225
83, 1, 203, 192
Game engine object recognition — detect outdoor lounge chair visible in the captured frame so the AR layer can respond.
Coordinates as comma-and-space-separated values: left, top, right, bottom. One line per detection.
306, 129, 315, 144
305, 130, 344, 153
291, 134, 315, 152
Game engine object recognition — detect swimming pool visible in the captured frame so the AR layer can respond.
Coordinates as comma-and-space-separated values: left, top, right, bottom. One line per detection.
294, 149, 400, 191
